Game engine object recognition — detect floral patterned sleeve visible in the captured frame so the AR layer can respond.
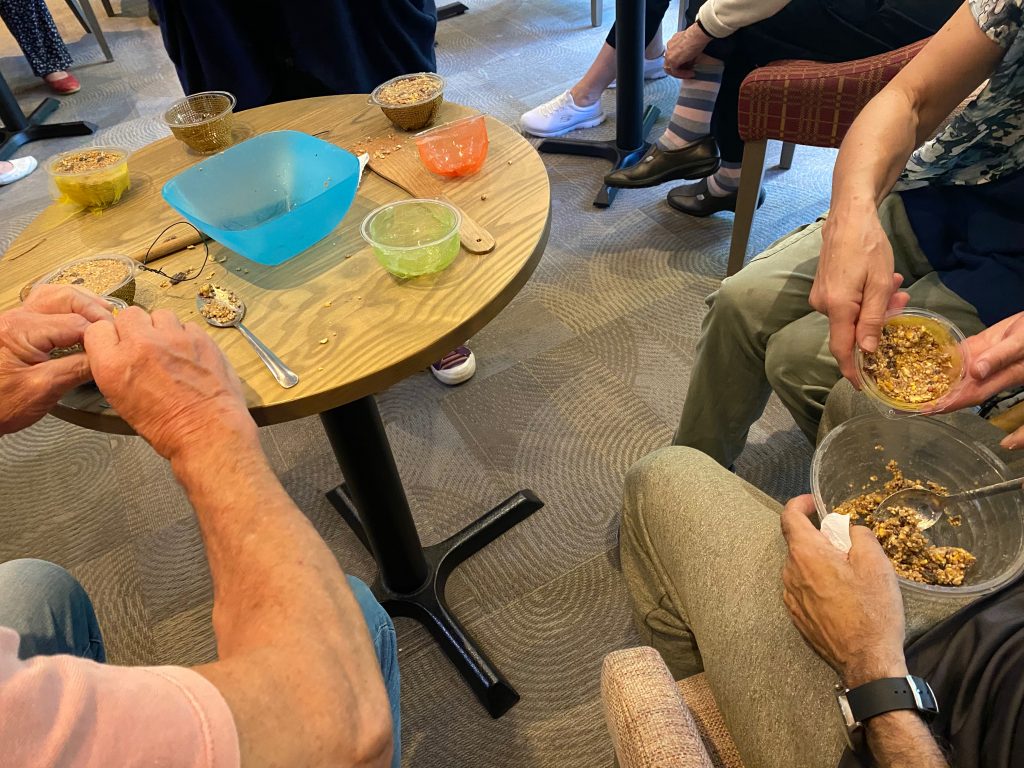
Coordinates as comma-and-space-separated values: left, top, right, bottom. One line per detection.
971, 0, 1024, 49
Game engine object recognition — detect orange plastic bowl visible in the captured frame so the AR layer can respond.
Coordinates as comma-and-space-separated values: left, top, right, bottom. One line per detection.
414, 114, 489, 178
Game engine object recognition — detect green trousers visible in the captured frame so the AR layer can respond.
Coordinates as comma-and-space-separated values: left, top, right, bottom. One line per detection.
673, 195, 986, 467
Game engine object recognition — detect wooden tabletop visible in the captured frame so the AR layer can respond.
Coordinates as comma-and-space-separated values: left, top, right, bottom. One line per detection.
0, 95, 552, 434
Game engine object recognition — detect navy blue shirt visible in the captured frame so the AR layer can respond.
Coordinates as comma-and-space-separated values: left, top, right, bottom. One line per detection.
899, 168, 1024, 327
151, 0, 438, 111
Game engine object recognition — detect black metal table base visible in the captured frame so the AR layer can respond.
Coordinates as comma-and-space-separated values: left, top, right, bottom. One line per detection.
327, 485, 542, 717
320, 396, 544, 718
438, 2, 469, 20
538, 104, 659, 208
0, 95, 95, 161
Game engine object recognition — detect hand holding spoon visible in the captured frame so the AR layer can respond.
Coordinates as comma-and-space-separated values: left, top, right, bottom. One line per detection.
197, 284, 299, 389
875, 476, 1024, 531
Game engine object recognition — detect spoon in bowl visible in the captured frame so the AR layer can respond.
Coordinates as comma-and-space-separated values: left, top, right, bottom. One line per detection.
875, 476, 1024, 531
196, 284, 299, 389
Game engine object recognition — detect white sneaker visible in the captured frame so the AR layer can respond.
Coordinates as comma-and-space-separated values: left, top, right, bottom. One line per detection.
0, 156, 38, 186
609, 54, 669, 88
520, 91, 606, 138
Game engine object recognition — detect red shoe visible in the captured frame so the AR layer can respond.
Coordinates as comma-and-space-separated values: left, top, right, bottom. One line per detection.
44, 72, 81, 95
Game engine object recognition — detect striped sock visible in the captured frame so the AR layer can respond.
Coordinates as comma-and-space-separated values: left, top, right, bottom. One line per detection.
707, 161, 742, 197
657, 59, 725, 151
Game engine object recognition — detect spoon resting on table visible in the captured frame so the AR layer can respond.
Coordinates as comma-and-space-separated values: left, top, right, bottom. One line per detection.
875, 476, 1024, 531
196, 284, 299, 389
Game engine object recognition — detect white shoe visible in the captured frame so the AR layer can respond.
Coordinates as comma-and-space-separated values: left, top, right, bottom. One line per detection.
609, 54, 669, 88
0, 156, 38, 186
520, 91, 606, 138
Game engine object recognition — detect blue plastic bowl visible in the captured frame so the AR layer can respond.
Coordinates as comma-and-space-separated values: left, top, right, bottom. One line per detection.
162, 130, 360, 265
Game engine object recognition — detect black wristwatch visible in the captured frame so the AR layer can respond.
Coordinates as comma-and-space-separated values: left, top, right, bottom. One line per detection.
834, 676, 939, 750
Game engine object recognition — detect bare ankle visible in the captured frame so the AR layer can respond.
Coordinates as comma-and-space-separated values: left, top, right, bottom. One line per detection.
569, 85, 601, 108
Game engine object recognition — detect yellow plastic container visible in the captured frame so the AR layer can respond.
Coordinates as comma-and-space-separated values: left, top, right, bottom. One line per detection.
49, 147, 130, 211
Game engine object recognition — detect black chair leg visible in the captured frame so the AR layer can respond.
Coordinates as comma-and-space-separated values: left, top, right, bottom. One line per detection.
64, 0, 91, 33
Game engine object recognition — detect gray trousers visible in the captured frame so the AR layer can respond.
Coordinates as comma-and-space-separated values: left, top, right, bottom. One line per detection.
622, 382, 1013, 768
673, 195, 986, 468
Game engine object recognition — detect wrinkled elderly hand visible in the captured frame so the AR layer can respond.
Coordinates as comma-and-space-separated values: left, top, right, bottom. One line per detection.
84, 307, 258, 462
0, 285, 113, 435
664, 24, 714, 79
781, 495, 908, 687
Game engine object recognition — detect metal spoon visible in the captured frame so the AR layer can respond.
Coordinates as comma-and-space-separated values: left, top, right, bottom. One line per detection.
196, 288, 299, 389
876, 476, 1024, 531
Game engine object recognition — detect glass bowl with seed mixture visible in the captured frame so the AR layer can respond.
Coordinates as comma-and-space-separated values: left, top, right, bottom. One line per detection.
163, 91, 236, 154
855, 308, 969, 415
369, 72, 445, 131
812, 414, 1024, 601
48, 147, 130, 210
35, 254, 139, 304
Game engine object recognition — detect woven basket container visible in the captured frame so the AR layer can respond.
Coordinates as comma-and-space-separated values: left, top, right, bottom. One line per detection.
371, 73, 445, 132
164, 91, 236, 154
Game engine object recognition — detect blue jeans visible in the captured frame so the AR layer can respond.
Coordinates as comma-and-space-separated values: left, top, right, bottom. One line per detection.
0, 559, 402, 767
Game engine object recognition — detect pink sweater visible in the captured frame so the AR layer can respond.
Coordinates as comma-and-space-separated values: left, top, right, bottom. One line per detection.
0, 627, 240, 766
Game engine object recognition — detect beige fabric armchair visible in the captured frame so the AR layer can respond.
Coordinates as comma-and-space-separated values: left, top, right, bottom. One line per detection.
602, 647, 744, 768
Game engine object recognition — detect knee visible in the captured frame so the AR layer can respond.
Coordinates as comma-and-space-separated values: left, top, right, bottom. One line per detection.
707, 271, 770, 332
0, 559, 86, 612
623, 447, 723, 536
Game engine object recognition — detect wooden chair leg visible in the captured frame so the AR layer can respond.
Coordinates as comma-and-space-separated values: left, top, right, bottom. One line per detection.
591, 0, 602, 27
726, 139, 768, 278
100, 0, 116, 16
779, 141, 796, 170
76, 0, 114, 62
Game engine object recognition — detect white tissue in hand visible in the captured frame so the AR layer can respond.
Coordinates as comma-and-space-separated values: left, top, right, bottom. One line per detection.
821, 513, 852, 553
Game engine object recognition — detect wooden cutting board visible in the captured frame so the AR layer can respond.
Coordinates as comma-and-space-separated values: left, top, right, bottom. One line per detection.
365, 146, 497, 255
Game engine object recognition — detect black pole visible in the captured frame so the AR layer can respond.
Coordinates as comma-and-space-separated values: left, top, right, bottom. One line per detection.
0, 74, 28, 131
536, 0, 659, 207
320, 397, 430, 594
615, 0, 645, 152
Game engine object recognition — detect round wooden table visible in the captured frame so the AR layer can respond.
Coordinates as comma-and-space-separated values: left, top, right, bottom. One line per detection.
0, 94, 552, 718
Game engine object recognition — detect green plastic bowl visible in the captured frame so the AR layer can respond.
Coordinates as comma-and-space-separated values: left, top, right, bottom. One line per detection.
360, 199, 461, 278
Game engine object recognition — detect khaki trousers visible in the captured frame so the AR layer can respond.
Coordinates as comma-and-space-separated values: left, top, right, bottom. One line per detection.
673, 195, 986, 467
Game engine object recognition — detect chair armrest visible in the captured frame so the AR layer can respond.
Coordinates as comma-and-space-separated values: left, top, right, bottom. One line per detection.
738, 39, 928, 147
602, 647, 715, 768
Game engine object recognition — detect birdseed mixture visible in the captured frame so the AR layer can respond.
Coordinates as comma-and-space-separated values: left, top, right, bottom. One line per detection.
375, 75, 440, 106
833, 460, 975, 586
48, 258, 131, 295
198, 283, 240, 324
861, 321, 953, 405
52, 149, 122, 174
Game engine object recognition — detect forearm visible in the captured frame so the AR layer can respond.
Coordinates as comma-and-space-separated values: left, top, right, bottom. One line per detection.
175, 436, 391, 766
831, 3, 1004, 215
867, 711, 948, 768
830, 90, 920, 215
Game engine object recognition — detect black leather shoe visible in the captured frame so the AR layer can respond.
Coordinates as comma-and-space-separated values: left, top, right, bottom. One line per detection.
604, 136, 721, 189
666, 178, 766, 217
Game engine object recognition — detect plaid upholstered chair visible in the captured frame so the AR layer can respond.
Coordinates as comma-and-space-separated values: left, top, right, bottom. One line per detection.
726, 39, 929, 277
603, 647, 744, 768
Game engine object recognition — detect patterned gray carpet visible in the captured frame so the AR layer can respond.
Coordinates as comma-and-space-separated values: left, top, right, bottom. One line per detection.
0, 1, 838, 765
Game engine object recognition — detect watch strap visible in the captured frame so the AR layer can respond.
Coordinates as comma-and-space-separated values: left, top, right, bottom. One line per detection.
846, 675, 938, 724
